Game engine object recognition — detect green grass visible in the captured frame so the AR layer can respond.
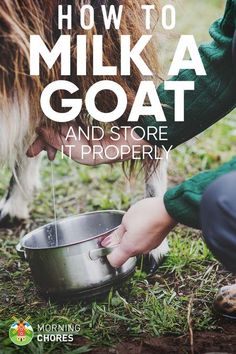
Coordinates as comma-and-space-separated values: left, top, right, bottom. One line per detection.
0, 0, 235, 353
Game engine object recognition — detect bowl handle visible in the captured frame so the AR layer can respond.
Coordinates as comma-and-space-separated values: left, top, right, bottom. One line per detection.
89, 246, 117, 261
16, 242, 27, 260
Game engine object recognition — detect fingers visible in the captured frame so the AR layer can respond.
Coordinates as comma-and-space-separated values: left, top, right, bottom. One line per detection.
101, 224, 136, 268
27, 123, 79, 159
107, 237, 133, 268
36, 127, 67, 150
27, 126, 72, 158
101, 224, 126, 247
27, 135, 58, 160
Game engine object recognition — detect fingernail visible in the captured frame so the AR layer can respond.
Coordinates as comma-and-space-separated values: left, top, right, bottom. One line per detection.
101, 236, 112, 247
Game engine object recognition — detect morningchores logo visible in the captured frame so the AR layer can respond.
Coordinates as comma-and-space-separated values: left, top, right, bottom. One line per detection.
8, 318, 80, 346
36, 323, 81, 342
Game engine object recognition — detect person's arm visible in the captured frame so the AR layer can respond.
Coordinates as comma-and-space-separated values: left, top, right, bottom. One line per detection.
144, 0, 236, 230
101, 157, 236, 268
135, 0, 236, 148
164, 157, 236, 229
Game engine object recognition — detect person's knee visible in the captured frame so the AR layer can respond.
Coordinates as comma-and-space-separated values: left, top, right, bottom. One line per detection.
200, 172, 236, 272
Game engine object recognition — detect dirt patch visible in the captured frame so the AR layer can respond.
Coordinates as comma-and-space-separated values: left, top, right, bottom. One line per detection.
74, 323, 236, 354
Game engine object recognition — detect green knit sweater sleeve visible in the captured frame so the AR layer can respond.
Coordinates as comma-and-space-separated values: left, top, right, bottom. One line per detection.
163, 1, 236, 229
135, 0, 236, 148
159, 1, 236, 230
164, 157, 236, 229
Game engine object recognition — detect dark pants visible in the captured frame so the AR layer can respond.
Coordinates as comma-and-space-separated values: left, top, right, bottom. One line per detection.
200, 171, 236, 273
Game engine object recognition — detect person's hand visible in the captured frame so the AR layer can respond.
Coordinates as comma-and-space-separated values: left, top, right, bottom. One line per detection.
27, 122, 98, 165
27, 123, 149, 165
101, 197, 177, 267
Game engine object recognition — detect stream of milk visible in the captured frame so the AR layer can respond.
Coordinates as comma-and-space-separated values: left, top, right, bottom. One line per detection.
50, 161, 59, 247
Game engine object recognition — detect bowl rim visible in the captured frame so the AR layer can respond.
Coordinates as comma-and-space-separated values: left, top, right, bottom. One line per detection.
21, 210, 124, 250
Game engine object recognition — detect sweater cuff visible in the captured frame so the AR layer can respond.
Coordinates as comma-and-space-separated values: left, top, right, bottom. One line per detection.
164, 157, 236, 230
164, 187, 202, 230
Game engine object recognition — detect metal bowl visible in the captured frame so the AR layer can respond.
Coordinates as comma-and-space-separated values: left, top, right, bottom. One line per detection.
17, 211, 136, 300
